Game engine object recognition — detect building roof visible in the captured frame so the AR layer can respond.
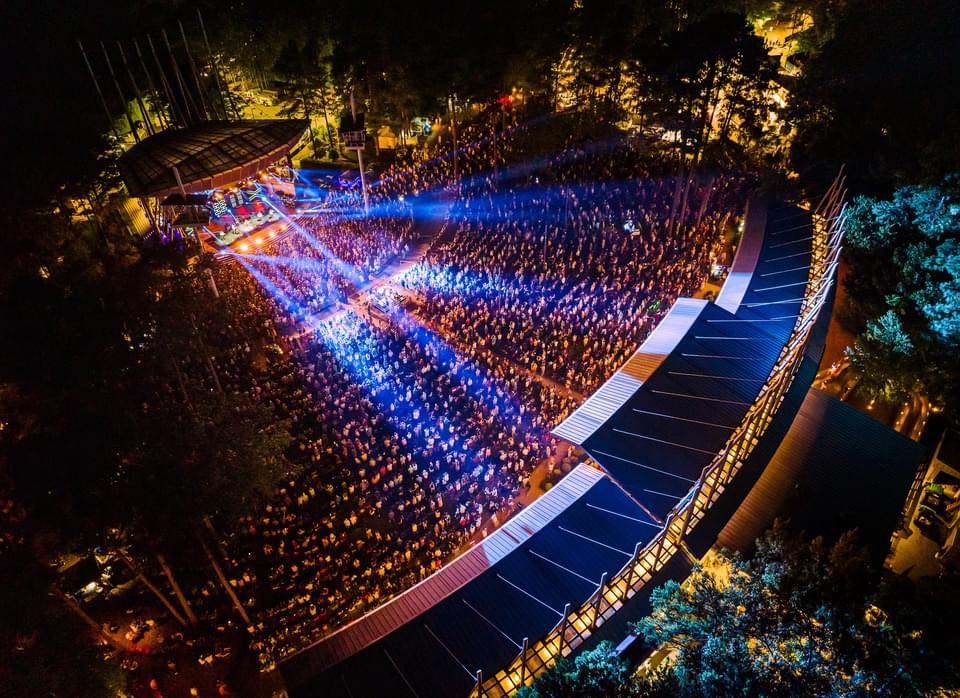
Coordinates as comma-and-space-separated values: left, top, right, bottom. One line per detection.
552, 297, 709, 445
716, 388, 922, 559
725, 200, 821, 344
714, 195, 768, 313
281, 465, 662, 696
555, 199, 817, 521
119, 119, 308, 198
936, 429, 960, 471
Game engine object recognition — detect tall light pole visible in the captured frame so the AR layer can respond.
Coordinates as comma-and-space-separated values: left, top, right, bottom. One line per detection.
117, 41, 155, 136
197, 9, 236, 121
448, 93, 459, 188
350, 89, 369, 215
77, 39, 122, 144
100, 40, 140, 142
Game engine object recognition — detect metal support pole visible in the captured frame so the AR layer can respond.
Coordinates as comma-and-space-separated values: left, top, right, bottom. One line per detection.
117, 41, 154, 136
815, 165, 844, 216
206, 267, 220, 298
350, 89, 369, 215
653, 515, 671, 565
178, 20, 208, 120
700, 458, 724, 511
162, 28, 196, 123
134, 38, 168, 130
77, 40, 122, 144
590, 572, 608, 631
197, 9, 233, 120
675, 480, 701, 543
625, 541, 642, 594
519, 637, 529, 687
448, 94, 459, 188
558, 602, 571, 656
100, 41, 140, 142
172, 166, 187, 196
474, 669, 484, 697
138, 196, 160, 238
148, 34, 183, 127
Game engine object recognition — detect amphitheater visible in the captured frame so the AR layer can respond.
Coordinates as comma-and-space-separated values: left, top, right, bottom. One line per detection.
279, 177, 848, 697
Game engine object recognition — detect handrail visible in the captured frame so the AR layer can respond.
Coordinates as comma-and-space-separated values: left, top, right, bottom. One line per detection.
476, 181, 846, 697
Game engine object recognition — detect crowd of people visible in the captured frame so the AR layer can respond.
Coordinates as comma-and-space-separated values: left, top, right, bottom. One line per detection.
238, 204, 416, 329
158, 108, 748, 666
401, 141, 744, 394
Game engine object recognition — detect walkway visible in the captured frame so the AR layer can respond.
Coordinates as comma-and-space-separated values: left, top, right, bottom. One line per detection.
289, 193, 453, 337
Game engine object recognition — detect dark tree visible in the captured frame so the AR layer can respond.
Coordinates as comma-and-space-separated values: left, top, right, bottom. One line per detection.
789, 0, 960, 195
633, 9, 777, 165
0, 546, 125, 696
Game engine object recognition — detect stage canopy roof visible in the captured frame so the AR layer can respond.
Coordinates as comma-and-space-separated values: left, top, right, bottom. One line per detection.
119, 119, 309, 198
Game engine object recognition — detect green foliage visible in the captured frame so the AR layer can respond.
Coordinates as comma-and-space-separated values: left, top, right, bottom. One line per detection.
272, 36, 341, 153
842, 175, 960, 412
918, 237, 960, 343
327, 0, 570, 116
630, 9, 777, 163
517, 641, 678, 698
1, 212, 294, 556
634, 522, 958, 697
126, 391, 294, 549
864, 311, 912, 355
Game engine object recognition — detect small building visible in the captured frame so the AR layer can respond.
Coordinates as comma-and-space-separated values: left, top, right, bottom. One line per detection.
376, 125, 398, 151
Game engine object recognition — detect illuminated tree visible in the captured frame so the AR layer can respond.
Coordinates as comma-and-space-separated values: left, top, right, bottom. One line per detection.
635, 523, 956, 697
631, 9, 777, 165
516, 641, 678, 698
842, 176, 960, 413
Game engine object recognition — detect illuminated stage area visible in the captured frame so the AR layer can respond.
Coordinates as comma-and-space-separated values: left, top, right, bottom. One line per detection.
117, 119, 309, 247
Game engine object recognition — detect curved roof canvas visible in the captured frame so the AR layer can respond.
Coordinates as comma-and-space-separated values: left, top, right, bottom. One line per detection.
119, 119, 309, 197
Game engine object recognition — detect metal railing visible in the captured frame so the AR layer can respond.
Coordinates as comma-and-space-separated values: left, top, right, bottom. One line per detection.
474, 178, 847, 697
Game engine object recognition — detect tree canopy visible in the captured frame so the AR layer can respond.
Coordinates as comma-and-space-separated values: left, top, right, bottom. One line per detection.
0, 212, 294, 561
841, 175, 960, 410
516, 641, 678, 698
0, 528, 124, 696
788, 0, 960, 195
635, 523, 959, 697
